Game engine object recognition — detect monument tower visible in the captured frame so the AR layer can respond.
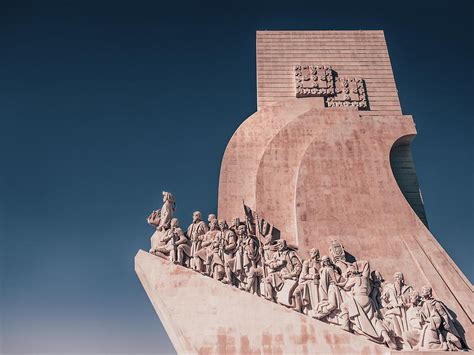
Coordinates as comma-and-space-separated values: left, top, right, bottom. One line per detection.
136, 31, 473, 354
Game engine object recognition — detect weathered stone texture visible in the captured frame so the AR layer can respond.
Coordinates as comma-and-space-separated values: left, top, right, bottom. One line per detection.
218, 30, 473, 348
135, 250, 391, 355
256, 30, 401, 115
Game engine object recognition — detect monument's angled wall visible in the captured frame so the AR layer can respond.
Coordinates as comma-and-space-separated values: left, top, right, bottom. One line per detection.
217, 30, 473, 345
254, 30, 428, 226
135, 250, 391, 355
138, 30, 473, 354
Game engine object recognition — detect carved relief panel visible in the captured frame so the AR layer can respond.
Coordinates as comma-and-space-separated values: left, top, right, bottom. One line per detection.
294, 65, 369, 110
326, 78, 369, 110
295, 65, 335, 97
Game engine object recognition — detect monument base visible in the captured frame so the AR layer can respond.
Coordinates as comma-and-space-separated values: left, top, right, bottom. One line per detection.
136, 250, 416, 355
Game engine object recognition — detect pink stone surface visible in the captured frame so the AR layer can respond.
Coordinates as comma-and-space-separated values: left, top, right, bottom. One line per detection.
218, 97, 325, 223
218, 98, 473, 346
256, 30, 401, 115
135, 250, 392, 355
138, 31, 473, 353
218, 30, 473, 347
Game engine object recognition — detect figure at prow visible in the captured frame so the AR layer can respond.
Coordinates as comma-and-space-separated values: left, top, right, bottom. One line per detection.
148, 191, 176, 254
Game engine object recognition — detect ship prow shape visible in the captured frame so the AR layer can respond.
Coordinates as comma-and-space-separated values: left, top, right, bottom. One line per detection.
135, 250, 392, 355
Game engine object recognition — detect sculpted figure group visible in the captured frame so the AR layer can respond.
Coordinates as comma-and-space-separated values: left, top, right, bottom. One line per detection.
146, 192, 467, 352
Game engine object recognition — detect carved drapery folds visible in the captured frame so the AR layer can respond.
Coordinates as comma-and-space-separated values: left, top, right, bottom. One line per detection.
294, 65, 369, 110
145, 193, 467, 352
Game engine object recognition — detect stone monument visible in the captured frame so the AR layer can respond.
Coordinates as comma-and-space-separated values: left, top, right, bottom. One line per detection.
135, 31, 473, 354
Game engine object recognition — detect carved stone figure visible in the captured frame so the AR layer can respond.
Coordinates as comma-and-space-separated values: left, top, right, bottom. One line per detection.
419, 287, 465, 351
381, 272, 412, 340
194, 219, 219, 274
263, 240, 302, 307
294, 248, 321, 315
313, 255, 344, 323
214, 220, 237, 283
329, 239, 350, 273
150, 218, 186, 262
158, 191, 176, 230
148, 191, 176, 253
259, 218, 275, 262
370, 270, 384, 311
404, 285, 464, 351
339, 261, 397, 349
225, 224, 263, 293
182, 211, 208, 270
403, 291, 425, 349
144, 194, 469, 352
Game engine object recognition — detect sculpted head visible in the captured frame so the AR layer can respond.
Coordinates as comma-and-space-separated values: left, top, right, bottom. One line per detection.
170, 218, 179, 228
162, 191, 175, 204
236, 224, 247, 236
274, 239, 288, 252
218, 219, 228, 231
209, 219, 218, 231
421, 285, 432, 299
192, 211, 202, 223
208, 214, 217, 223
394, 272, 404, 285
309, 248, 320, 260
321, 255, 331, 267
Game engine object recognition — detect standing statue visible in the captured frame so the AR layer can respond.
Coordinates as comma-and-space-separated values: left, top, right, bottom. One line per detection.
259, 218, 275, 262
313, 255, 345, 324
263, 240, 302, 307
148, 191, 176, 254
226, 224, 262, 293
194, 219, 219, 274
214, 220, 237, 283
180, 211, 208, 270
339, 261, 398, 349
294, 248, 321, 315
381, 272, 412, 340
370, 270, 385, 311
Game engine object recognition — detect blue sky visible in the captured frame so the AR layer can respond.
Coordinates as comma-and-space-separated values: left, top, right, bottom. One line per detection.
0, 0, 472, 353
